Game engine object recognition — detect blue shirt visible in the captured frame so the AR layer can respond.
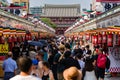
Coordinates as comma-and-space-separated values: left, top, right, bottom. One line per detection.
2, 58, 17, 72
43, 52, 48, 61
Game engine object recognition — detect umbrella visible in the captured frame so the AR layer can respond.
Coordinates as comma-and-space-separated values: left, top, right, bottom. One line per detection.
28, 41, 43, 47
39, 40, 48, 46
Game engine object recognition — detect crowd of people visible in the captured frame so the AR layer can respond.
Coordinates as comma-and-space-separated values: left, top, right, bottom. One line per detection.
2, 37, 110, 80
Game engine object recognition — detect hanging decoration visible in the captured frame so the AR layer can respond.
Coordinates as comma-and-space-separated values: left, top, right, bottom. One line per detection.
98, 33, 102, 44
107, 32, 113, 47
102, 32, 107, 44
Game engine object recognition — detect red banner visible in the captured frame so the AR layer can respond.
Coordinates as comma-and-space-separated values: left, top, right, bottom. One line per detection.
96, 0, 120, 2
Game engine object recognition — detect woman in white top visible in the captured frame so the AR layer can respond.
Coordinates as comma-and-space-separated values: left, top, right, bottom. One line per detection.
82, 56, 97, 80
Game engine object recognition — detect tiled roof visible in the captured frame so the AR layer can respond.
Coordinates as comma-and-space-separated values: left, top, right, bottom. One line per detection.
41, 4, 81, 17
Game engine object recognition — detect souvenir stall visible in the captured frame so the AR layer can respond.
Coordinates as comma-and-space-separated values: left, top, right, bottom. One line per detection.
0, 8, 56, 77
0, 27, 9, 77
65, 5, 120, 76
0, 9, 35, 77
90, 27, 120, 75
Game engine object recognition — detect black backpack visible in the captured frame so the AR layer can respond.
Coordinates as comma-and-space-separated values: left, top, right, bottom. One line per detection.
106, 57, 111, 69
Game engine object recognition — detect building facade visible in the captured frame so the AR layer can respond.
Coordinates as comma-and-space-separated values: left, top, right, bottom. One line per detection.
30, 7, 43, 15
12, 0, 29, 13
91, 0, 120, 12
41, 4, 80, 35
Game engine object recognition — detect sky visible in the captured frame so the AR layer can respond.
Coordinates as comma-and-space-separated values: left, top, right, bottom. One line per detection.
7, 0, 92, 10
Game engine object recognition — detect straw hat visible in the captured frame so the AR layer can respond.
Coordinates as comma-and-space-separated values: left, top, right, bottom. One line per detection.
63, 67, 82, 80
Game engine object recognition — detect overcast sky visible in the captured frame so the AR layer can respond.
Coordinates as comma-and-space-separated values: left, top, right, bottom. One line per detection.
7, 0, 92, 10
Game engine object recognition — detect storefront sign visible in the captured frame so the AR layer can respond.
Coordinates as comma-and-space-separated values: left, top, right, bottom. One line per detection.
0, 43, 9, 53
97, 0, 120, 2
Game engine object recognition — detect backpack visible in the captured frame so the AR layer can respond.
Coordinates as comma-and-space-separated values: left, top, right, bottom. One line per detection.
106, 57, 110, 69
97, 54, 107, 69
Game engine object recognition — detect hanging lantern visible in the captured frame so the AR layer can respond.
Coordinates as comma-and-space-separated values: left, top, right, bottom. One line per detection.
79, 35, 83, 39
0, 36, 5, 44
107, 32, 113, 47
80, 19, 84, 24
25, 34, 29, 41
98, 33, 102, 44
84, 16, 89, 22
118, 33, 120, 46
17, 36, 21, 43
8, 35, 13, 43
92, 34, 98, 45
92, 35, 94, 44
74, 35, 77, 41
86, 34, 90, 40
102, 32, 107, 44
13, 35, 17, 42
22, 36, 25, 42
28, 33, 32, 40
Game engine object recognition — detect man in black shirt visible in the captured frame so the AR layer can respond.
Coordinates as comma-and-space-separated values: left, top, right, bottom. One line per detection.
61, 51, 81, 70
12, 44, 20, 61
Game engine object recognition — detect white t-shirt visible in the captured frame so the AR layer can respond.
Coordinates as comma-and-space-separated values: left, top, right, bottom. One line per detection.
10, 75, 42, 80
78, 60, 85, 70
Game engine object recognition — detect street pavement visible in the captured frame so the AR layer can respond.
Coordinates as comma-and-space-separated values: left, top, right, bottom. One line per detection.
105, 77, 120, 80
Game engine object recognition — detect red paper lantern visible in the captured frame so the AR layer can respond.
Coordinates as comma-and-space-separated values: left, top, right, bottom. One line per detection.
8, 36, 12, 43
79, 35, 83, 39
102, 32, 107, 44
98, 34, 102, 44
118, 33, 120, 46
92, 35, 98, 45
23, 36, 25, 41
86, 34, 90, 40
28, 35, 32, 40
17, 36, 21, 42
14, 36, 17, 42
107, 33, 113, 47
25, 34, 29, 41
0, 36, 5, 44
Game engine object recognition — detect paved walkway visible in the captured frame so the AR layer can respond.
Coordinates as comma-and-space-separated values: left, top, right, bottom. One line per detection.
105, 77, 120, 80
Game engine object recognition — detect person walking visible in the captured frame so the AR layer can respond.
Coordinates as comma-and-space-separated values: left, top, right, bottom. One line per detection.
10, 57, 41, 80
72, 43, 83, 57
76, 53, 85, 71
85, 45, 92, 55
61, 51, 81, 70
12, 43, 20, 61
82, 56, 97, 80
41, 61, 54, 80
94, 48, 107, 80
53, 44, 65, 80
2, 52, 17, 80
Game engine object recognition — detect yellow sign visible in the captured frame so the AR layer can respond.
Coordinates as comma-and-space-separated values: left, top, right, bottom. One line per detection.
0, 43, 9, 53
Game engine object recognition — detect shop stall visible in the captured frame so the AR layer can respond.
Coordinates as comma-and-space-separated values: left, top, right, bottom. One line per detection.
65, 5, 120, 74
